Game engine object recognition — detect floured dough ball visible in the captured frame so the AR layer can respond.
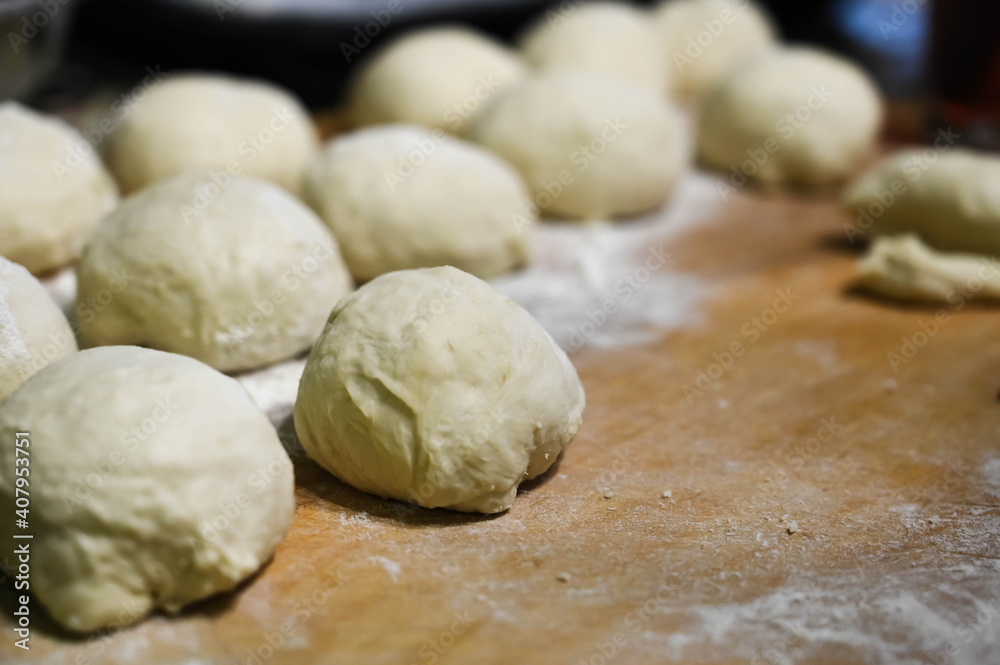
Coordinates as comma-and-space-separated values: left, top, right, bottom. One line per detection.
469, 71, 688, 219
77, 174, 352, 372
0, 256, 77, 401
519, 2, 666, 93
347, 27, 527, 135
295, 266, 585, 513
303, 124, 535, 282
843, 148, 1000, 253
0, 346, 294, 632
105, 74, 317, 194
655, 0, 776, 98
0, 102, 118, 275
697, 48, 883, 186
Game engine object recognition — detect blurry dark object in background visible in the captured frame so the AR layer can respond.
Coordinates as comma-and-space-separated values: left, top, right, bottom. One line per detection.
0, 0, 75, 99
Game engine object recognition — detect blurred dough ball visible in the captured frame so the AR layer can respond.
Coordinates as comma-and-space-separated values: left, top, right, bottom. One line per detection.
697, 48, 883, 187
655, 0, 777, 98
347, 27, 527, 135
469, 71, 688, 219
519, 2, 666, 93
77, 174, 352, 372
295, 266, 585, 514
303, 124, 535, 282
0, 102, 118, 275
0, 256, 77, 401
105, 74, 318, 194
0, 346, 294, 632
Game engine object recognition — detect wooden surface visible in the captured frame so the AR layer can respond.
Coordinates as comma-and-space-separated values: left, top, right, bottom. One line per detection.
3, 184, 1000, 665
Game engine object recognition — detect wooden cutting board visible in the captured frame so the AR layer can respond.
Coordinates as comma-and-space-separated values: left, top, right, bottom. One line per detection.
3, 177, 999, 665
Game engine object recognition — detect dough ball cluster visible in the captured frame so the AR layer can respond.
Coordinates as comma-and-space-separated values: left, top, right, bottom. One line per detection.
295, 267, 585, 514
0, 102, 118, 275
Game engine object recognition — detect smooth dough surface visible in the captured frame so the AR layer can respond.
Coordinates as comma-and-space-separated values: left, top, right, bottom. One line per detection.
519, 2, 667, 93
655, 0, 776, 98
104, 74, 317, 194
0, 102, 118, 275
855, 234, 1000, 303
0, 256, 77, 401
77, 174, 353, 372
303, 124, 535, 282
470, 71, 688, 219
295, 266, 586, 514
0, 346, 294, 632
347, 27, 527, 135
697, 48, 883, 186
843, 148, 1000, 254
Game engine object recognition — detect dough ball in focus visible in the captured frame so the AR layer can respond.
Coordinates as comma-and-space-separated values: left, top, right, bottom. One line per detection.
470, 71, 689, 219
347, 27, 527, 135
0, 346, 294, 632
519, 2, 666, 93
295, 267, 586, 514
697, 48, 883, 186
303, 124, 535, 282
105, 74, 318, 194
77, 174, 353, 372
0, 256, 77, 401
0, 102, 118, 275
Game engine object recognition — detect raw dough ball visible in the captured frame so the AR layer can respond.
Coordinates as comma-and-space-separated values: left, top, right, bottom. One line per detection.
0, 102, 118, 275
469, 71, 688, 219
0, 346, 294, 632
855, 234, 1000, 302
697, 48, 883, 186
347, 27, 527, 135
843, 148, 1000, 253
295, 266, 585, 513
77, 174, 353, 372
655, 0, 776, 98
0, 256, 77, 401
303, 124, 535, 282
105, 74, 318, 194
519, 2, 666, 93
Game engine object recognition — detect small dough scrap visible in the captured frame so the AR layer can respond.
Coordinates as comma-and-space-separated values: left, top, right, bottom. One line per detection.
295, 266, 586, 514
0, 102, 118, 274
0, 346, 294, 633
843, 148, 1000, 254
855, 234, 1000, 302
0, 256, 77, 401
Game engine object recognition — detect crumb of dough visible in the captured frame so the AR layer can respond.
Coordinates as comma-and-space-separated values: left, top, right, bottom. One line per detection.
603, 491, 615, 499
883, 378, 898, 393
556, 572, 571, 583
661, 489, 672, 499
787, 521, 799, 534
608, 506, 617, 511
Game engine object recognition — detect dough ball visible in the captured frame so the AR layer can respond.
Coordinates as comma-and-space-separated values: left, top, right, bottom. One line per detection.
347, 27, 527, 135
519, 2, 666, 93
0, 346, 294, 632
77, 174, 353, 372
697, 48, 883, 186
855, 234, 1000, 302
655, 0, 776, 98
0, 256, 77, 401
105, 74, 318, 194
843, 148, 1000, 254
0, 102, 118, 275
470, 71, 688, 219
303, 124, 535, 282
295, 266, 585, 514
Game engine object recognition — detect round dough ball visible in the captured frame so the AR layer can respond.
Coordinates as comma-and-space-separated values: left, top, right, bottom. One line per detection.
105, 74, 318, 194
295, 266, 585, 514
303, 124, 535, 282
469, 71, 688, 219
0, 102, 118, 275
347, 27, 527, 135
655, 0, 777, 98
519, 2, 666, 93
0, 256, 77, 401
697, 48, 883, 186
77, 174, 353, 372
0, 346, 294, 632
